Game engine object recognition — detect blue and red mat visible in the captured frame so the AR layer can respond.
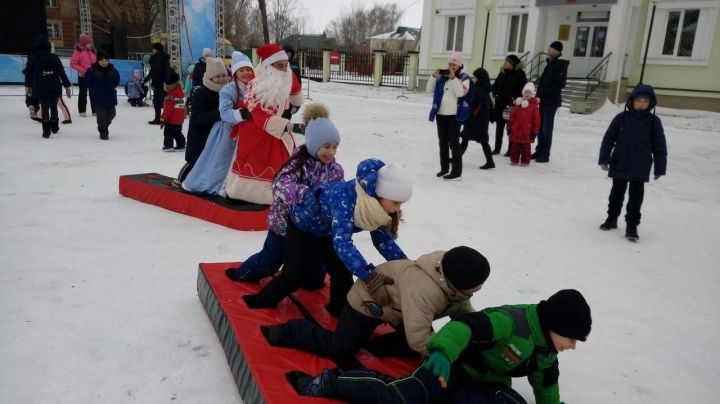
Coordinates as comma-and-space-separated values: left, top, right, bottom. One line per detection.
119, 173, 269, 231
197, 263, 422, 403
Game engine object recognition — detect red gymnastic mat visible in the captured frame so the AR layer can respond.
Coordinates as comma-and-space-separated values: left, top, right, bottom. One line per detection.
119, 173, 269, 231
197, 262, 422, 404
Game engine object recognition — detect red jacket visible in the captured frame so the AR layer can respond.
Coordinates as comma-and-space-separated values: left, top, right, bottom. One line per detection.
507, 97, 540, 144
161, 84, 186, 125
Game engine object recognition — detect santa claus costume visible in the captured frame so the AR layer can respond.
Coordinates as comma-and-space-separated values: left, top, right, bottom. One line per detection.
223, 44, 303, 204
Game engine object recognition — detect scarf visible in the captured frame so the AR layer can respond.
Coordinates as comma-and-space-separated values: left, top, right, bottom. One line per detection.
203, 76, 225, 92
353, 182, 391, 231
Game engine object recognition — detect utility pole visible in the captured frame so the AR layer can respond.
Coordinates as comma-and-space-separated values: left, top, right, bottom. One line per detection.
258, 0, 270, 43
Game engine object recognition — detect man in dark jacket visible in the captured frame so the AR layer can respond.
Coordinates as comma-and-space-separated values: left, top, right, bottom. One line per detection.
281, 44, 302, 120
24, 35, 71, 138
598, 84, 667, 241
491, 54, 527, 155
144, 43, 170, 124
191, 47, 212, 88
85, 51, 120, 140
534, 41, 568, 163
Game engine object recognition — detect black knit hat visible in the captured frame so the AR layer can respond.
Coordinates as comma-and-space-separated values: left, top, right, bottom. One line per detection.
97, 50, 109, 61
152, 43, 164, 52
505, 54, 520, 67
550, 41, 564, 53
537, 289, 592, 341
165, 69, 180, 85
441, 246, 490, 291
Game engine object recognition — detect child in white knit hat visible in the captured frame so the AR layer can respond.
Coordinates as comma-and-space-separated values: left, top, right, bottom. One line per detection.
243, 158, 413, 319
506, 82, 540, 166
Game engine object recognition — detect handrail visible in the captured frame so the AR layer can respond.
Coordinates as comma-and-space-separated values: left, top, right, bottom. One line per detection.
518, 51, 531, 64
586, 52, 613, 79
584, 52, 612, 102
525, 52, 548, 83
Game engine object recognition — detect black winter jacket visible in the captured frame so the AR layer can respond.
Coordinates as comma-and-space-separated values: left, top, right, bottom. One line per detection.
536, 57, 569, 107
145, 51, 170, 89
184, 86, 221, 165
461, 80, 494, 143
24, 37, 70, 99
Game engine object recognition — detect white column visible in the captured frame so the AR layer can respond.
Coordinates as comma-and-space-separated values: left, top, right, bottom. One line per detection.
604, 0, 634, 84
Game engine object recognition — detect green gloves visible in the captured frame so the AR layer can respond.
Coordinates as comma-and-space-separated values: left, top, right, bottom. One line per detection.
423, 350, 451, 382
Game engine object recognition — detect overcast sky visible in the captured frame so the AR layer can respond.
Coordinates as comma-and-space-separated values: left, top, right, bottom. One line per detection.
295, 0, 424, 34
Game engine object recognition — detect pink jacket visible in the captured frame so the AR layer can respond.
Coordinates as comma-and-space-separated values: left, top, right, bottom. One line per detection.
70, 46, 97, 77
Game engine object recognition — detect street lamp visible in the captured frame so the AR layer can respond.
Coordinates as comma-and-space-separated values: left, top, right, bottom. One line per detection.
481, 0, 496, 68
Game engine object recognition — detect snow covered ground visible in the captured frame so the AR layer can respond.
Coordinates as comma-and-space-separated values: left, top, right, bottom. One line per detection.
1, 82, 718, 403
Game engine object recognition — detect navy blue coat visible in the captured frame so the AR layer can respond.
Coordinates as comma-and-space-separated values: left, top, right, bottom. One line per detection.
598, 85, 667, 182
85, 62, 120, 108
461, 80, 493, 143
24, 37, 70, 99
536, 57, 568, 108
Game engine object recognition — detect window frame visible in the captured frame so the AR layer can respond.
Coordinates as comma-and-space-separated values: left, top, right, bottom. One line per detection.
47, 21, 62, 40
432, 6, 476, 58
491, 8, 530, 59
45, 0, 59, 8
639, 0, 718, 66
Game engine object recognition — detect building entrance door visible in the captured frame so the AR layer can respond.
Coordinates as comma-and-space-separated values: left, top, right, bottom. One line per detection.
569, 23, 608, 77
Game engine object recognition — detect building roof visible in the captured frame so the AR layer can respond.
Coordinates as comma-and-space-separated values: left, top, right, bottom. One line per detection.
370, 27, 420, 41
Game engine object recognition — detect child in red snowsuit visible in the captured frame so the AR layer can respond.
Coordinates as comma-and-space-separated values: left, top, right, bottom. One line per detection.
507, 82, 540, 166
160, 70, 187, 151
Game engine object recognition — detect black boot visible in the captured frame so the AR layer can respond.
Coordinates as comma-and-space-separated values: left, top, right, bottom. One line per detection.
479, 162, 495, 170
599, 217, 618, 230
480, 143, 495, 169
625, 224, 639, 241
41, 121, 51, 138
260, 324, 291, 347
286, 369, 336, 397
50, 118, 60, 133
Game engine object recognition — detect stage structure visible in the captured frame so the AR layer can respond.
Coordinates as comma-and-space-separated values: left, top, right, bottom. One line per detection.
166, 0, 182, 74
78, 0, 92, 35
215, 0, 225, 59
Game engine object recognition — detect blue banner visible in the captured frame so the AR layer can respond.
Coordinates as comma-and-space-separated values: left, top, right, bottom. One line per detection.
0, 54, 143, 86
181, 0, 217, 71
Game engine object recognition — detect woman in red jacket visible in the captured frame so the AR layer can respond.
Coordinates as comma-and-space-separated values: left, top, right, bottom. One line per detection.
160, 70, 187, 151
69, 34, 97, 116
507, 82, 540, 166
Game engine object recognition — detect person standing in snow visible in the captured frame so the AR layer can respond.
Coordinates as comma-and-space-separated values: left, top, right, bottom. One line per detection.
290, 289, 591, 404
507, 82, 540, 166
281, 44, 303, 120
261, 246, 489, 370
174, 57, 227, 183
192, 48, 212, 88
491, 54, 527, 156
460, 67, 495, 169
534, 41, 569, 163
598, 84, 667, 241
226, 104, 343, 284
242, 159, 412, 319
84, 51, 120, 140
426, 52, 471, 181
145, 43, 171, 125
69, 33, 97, 117
159, 69, 186, 151
24, 35, 71, 138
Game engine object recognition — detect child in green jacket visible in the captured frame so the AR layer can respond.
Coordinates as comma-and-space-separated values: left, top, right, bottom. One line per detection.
288, 289, 592, 404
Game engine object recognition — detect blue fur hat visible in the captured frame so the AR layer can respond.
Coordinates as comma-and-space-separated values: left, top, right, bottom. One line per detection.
231, 51, 253, 75
304, 117, 340, 158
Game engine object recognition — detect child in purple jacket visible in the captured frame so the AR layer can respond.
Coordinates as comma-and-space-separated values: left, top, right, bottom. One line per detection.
226, 104, 344, 284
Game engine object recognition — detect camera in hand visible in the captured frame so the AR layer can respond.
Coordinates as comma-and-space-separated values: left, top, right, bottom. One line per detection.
438, 69, 451, 76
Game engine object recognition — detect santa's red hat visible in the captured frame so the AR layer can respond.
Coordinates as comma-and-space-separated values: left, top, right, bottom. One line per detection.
257, 43, 288, 66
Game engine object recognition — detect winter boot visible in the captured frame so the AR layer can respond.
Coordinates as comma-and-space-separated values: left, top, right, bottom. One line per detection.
436, 170, 449, 178
286, 369, 337, 397
41, 121, 51, 138
479, 162, 495, 169
260, 324, 291, 347
443, 172, 462, 181
50, 118, 59, 133
625, 224, 639, 241
599, 217, 618, 230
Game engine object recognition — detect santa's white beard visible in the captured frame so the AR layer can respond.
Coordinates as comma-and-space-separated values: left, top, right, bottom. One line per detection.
247, 64, 293, 114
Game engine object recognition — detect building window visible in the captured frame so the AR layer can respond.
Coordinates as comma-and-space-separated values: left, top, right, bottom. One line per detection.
47, 23, 61, 40
507, 14, 528, 53
642, 1, 718, 65
45, 0, 59, 7
445, 15, 465, 52
662, 9, 700, 57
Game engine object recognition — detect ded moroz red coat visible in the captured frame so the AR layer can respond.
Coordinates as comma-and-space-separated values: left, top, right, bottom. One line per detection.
224, 73, 303, 204
507, 97, 540, 144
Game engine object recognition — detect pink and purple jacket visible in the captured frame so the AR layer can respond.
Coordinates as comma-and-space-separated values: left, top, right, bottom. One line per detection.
70, 45, 97, 78
268, 149, 344, 236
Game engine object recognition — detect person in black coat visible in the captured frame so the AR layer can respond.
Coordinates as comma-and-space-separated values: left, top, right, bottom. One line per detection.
175, 57, 227, 184
85, 51, 120, 140
598, 84, 667, 241
24, 35, 71, 138
461, 67, 495, 169
491, 54, 527, 155
534, 41, 569, 163
191, 48, 212, 88
281, 44, 302, 120
144, 43, 171, 124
